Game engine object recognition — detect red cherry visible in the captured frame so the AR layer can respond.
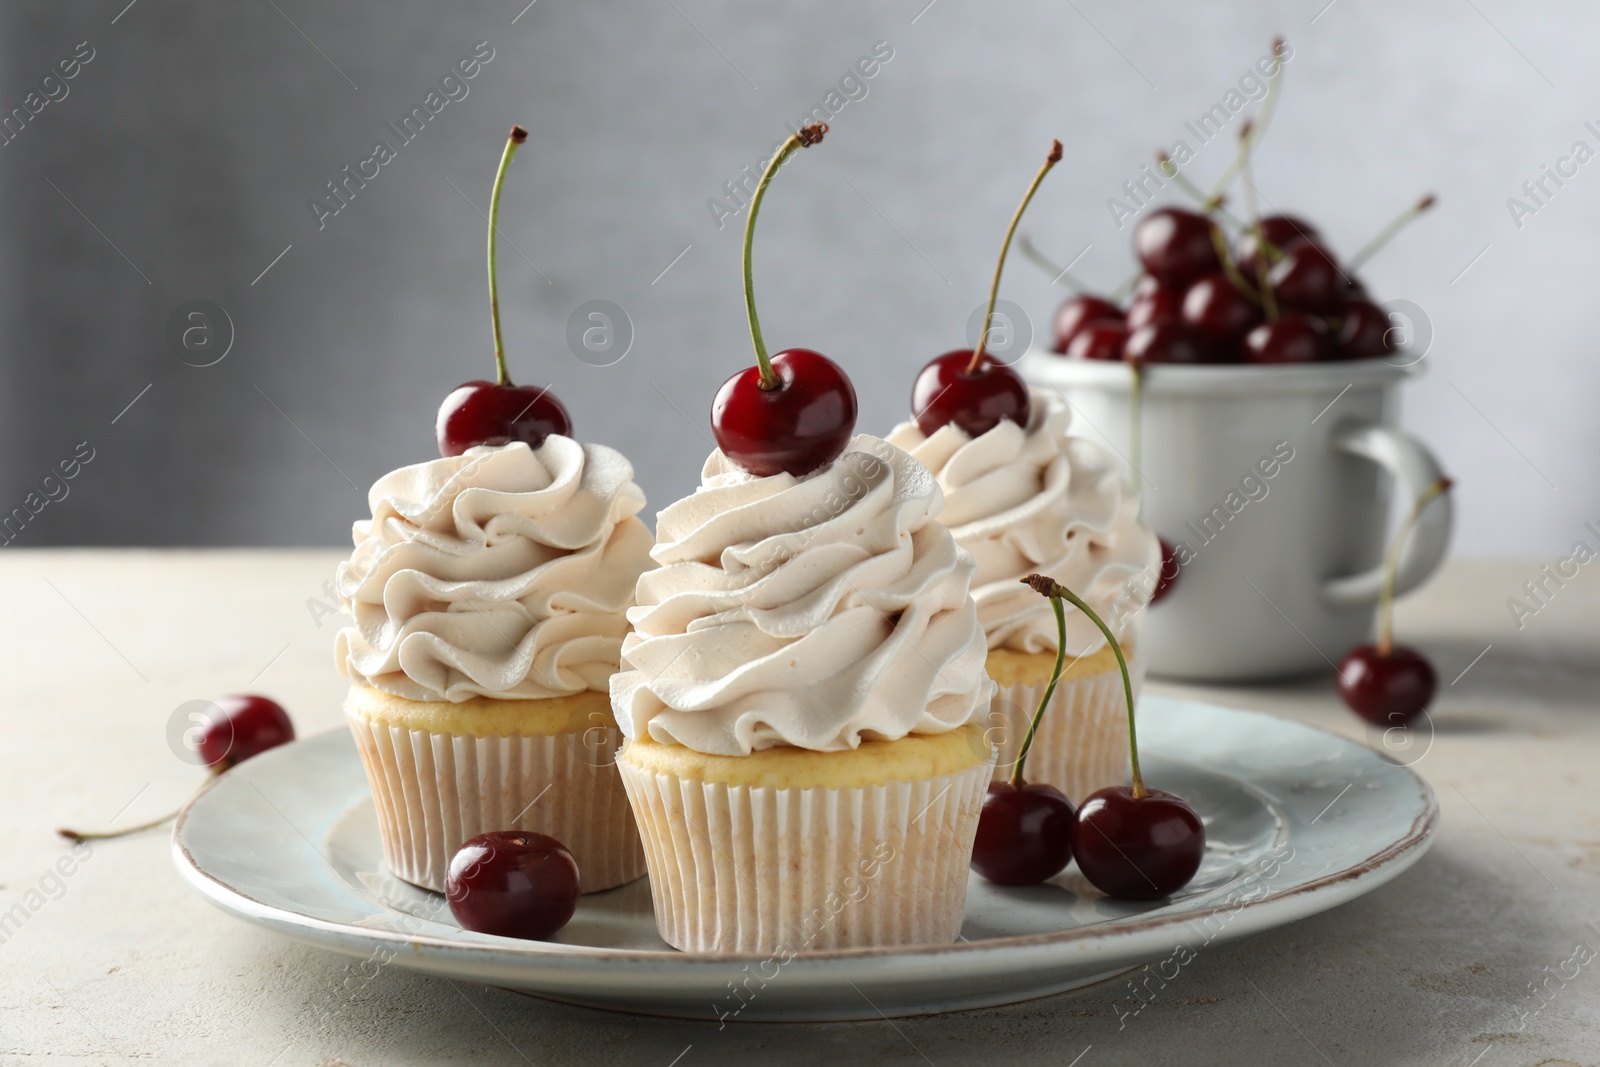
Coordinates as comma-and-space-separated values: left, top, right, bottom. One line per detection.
1337, 300, 1397, 359
436, 381, 573, 458
1134, 208, 1221, 288
1268, 243, 1345, 313
1126, 277, 1184, 330
1052, 295, 1123, 353
446, 831, 581, 940
1065, 320, 1130, 362
1072, 786, 1205, 900
712, 349, 857, 478
1337, 644, 1437, 726
1243, 315, 1330, 364
1123, 322, 1220, 365
196, 694, 296, 771
1236, 214, 1319, 275
912, 350, 1031, 437
971, 781, 1076, 885
1151, 535, 1181, 604
1181, 273, 1262, 344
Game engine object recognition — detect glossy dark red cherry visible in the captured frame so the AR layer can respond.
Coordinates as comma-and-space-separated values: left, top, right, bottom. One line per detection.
712, 348, 857, 477
1243, 314, 1329, 364
1126, 277, 1184, 330
1236, 214, 1319, 275
1065, 321, 1130, 362
196, 694, 296, 770
1337, 300, 1397, 359
1073, 786, 1206, 900
447, 831, 581, 940
1134, 208, 1221, 288
1181, 273, 1261, 344
437, 381, 573, 457
1151, 535, 1181, 604
1124, 322, 1219, 365
1337, 644, 1437, 726
971, 781, 1076, 885
1268, 242, 1345, 313
912, 349, 1031, 437
1053, 295, 1124, 353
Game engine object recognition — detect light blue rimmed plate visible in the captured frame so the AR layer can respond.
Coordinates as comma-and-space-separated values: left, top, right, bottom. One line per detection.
172, 696, 1436, 1021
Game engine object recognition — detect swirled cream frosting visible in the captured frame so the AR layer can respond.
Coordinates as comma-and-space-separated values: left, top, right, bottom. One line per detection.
886, 388, 1159, 656
335, 439, 654, 702
610, 436, 993, 756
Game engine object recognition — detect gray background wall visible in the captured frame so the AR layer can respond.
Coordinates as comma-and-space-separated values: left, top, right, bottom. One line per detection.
0, 0, 1592, 555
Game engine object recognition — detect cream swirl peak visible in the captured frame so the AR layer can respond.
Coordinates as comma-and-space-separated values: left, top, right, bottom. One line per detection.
611, 435, 993, 756
335, 439, 653, 702
886, 388, 1159, 656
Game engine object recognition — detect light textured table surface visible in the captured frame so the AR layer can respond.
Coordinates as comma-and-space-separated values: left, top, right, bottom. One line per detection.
3, 551, 1597, 1067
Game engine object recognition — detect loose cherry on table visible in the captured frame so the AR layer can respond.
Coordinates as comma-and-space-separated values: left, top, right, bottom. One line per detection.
1053, 295, 1124, 353
1336, 477, 1453, 725
1242, 314, 1329, 364
437, 125, 574, 458
1181, 272, 1262, 343
58, 695, 296, 843
709, 122, 857, 477
912, 140, 1062, 437
1064, 320, 1130, 362
1134, 208, 1221, 288
446, 831, 581, 940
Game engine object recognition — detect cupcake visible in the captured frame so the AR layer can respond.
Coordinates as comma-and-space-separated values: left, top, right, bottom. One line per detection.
335, 439, 653, 893
611, 437, 996, 953
887, 387, 1160, 802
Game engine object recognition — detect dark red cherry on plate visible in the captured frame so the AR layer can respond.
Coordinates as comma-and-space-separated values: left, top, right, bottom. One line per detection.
1126, 277, 1184, 330
1181, 273, 1261, 344
1236, 214, 1319, 275
971, 781, 1076, 885
1066, 320, 1130, 362
1337, 300, 1397, 359
1134, 208, 1221, 288
1124, 322, 1220, 365
1151, 536, 1181, 604
1337, 644, 1437, 726
1243, 314, 1329, 364
1268, 242, 1345, 313
447, 831, 581, 940
913, 349, 1031, 437
1053, 295, 1124, 353
196, 694, 296, 771
437, 381, 573, 457
713, 349, 857, 477
1073, 786, 1206, 900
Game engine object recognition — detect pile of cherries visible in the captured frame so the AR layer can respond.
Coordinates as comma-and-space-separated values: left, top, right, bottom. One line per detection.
1051, 204, 1421, 367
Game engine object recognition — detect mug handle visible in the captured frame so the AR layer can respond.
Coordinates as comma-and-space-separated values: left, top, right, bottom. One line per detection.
1322, 420, 1454, 609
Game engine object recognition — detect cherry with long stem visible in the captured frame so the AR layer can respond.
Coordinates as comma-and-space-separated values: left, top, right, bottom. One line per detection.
969, 140, 1063, 374
1021, 575, 1205, 900
1374, 477, 1452, 657
486, 126, 524, 387
1346, 194, 1437, 272
712, 122, 856, 477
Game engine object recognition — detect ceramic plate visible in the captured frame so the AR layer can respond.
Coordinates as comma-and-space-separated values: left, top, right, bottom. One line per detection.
173, 696, 1436, 1021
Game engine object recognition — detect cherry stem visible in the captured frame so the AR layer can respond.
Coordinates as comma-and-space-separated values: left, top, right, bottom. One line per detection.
1234, 122, 1279, 321
1347, 194, 1438, 272
1127, 358, 1145, 508
743, 122, 828, 391
969, 139, 1063, 375
1015, 233, 1087, 294
487, 125, 529, 388
1376, 476, 1453, 656
1207, 37, 1286, 200
57, 809, 179, 843
1024, 575, 1143, 797
1208, 220, 1263, 307
1156, 152, 1245, 232
1011, 595, 1070, 787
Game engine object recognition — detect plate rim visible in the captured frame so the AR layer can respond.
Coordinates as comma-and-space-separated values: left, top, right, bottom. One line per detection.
172, 697, 1439, 968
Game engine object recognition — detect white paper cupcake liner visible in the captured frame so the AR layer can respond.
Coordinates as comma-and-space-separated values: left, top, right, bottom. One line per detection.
345, 708, 646, 894
617, 751, 993, 954
985, 649, 1145, 805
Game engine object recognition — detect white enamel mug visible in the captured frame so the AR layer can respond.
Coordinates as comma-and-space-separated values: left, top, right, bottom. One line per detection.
1021, 353, 1453, 682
